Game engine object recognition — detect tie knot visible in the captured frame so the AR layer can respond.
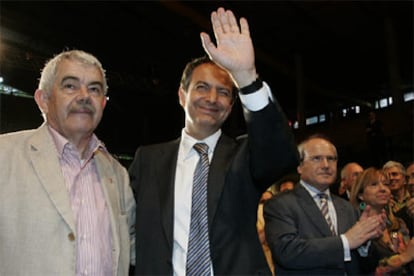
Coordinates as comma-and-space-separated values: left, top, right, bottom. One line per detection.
318, 193, 328, 200
194, 143, 209, 156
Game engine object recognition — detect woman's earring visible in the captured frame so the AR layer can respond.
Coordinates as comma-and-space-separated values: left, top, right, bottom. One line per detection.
359, 201, 366, 211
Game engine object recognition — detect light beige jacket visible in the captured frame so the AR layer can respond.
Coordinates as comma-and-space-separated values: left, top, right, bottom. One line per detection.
0, 124, 135, 275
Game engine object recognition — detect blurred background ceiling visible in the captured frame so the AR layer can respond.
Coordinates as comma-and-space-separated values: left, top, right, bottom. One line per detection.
0, 1, 413, 155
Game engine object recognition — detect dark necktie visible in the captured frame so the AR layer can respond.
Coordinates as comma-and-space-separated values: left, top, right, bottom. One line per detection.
186, 143, 211, 275
318, 193, 336, 236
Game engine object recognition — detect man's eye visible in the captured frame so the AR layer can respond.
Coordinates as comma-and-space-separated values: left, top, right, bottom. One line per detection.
196, 84, 208, 90
218, 89, 231, 97
89, 86, 103, 94
327, 156, 337, 162
63, 83, 76, 89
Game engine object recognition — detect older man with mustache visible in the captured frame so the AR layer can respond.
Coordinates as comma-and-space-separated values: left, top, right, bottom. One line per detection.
0, 50, 135, 276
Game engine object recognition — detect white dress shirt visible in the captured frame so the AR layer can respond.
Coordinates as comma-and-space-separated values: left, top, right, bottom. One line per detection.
172, 82, 273, 275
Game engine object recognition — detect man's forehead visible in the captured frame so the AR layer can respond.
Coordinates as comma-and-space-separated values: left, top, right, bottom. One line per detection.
192, 64, 233, 86
305, 139, 335, 153
385, 167, 401, 173
56, 60, 103, 82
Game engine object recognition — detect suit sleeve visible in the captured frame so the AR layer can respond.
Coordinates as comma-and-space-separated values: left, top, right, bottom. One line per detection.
263, 194, 346, 270
241, 83, 299, 189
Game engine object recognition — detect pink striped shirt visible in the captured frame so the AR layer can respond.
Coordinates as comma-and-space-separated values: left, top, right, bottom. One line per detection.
49, 126, 113, 276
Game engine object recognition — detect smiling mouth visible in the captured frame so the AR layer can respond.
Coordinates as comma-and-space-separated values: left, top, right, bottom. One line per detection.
199, 106, 219, 114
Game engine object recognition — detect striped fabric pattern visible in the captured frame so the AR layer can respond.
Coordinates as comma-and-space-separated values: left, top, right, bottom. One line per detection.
318, 193, 336, 236
186, 143, 211, 276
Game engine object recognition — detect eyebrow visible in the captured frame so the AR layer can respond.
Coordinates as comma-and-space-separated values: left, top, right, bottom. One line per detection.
61, 76, 80, 83
61, 76, 103, 88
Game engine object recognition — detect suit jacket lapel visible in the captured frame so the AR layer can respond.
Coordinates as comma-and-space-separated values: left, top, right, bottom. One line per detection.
332, 196, 349, 234
28, 124, 75, 232
158, 139, 180, 248
208, 135, 236, 226
94, 150, 121, 259
296, 185, 332, 236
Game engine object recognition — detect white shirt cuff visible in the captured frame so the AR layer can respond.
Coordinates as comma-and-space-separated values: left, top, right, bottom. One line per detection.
238, 81, 274, 111
340, 234, 351, 262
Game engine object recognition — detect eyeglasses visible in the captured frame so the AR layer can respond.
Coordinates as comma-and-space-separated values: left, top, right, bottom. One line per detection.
303, 155, 338, 164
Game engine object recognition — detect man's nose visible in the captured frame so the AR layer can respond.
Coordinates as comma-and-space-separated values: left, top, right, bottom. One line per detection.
206, 89, 218, 103
77, 86, 91, 99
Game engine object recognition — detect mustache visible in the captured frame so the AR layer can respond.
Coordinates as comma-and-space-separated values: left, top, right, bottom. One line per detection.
69, 102, 95, 114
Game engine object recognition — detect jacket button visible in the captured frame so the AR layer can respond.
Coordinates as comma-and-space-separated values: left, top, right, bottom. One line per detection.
68, 232, 75, 241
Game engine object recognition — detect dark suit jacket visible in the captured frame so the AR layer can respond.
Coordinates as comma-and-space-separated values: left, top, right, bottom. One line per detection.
129, 102, 299, 275
396, 206, 414, 238
264, 185, 362, 275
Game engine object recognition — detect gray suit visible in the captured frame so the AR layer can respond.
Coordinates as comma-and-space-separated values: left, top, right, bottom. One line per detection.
0, 124, 135, 276
264, 184, 361, 275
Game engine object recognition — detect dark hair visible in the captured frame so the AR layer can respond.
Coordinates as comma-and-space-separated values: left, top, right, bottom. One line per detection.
179, 56, 237, 101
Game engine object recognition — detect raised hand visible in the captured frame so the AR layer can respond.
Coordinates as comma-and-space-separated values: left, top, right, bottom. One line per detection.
200, 7, 256, 87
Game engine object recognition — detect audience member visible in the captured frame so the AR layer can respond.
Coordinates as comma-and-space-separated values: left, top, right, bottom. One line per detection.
257, 190, 276, 275
0, 50, 136, 275
128, 7, 298, 275
338, 162, 364, 200
383, 160, 409, 214
273, 172, 299, 194
397, 161, 414, 237
264, 134, 386, 275
406, 162, 414, 195
350, 167, 414, 275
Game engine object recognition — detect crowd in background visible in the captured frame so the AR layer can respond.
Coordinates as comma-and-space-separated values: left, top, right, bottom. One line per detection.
259, 151, 414, 275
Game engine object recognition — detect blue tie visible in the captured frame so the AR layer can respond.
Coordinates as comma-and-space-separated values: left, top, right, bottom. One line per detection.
186, 143, 211, 276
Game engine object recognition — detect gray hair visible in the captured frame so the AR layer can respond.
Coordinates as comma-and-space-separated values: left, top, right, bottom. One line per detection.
383, 160, 406, 175
38, 50, 108, 95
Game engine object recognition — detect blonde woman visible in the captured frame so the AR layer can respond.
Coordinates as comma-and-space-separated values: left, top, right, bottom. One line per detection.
350, 167, 414, 275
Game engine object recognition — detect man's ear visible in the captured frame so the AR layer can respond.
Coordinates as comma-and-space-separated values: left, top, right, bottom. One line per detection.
178, 86, 186, 108
34, 89, 49, 113
297, 165, 302, 175
102, 95, 107, 108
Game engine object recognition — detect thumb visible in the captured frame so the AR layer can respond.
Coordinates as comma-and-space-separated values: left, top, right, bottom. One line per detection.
200, 32, 216, 59
360, 204, 372, 220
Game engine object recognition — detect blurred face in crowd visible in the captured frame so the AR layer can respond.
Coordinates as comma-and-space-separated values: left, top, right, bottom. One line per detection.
342, 163, 363, 191
35, 59, 107, 142
179, 63, 234, 140
358, 170, 391, 212
406, 163, 414, 195
259, 191, 274, 204
384, 165, 406, 195
297, 138, 338, 191
279, 181, 295, 192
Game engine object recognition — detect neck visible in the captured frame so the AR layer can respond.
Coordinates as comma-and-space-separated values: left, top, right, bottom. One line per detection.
393, 188, 406, 202
67, 134, 93, 159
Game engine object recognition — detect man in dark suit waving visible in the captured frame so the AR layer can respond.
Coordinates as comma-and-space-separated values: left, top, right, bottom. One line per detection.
128, 7, 298, 275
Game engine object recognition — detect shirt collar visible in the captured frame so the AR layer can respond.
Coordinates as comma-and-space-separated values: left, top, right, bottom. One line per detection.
47, 124, 106, 159
180, 128, 221, 159
300, 180, 332, 200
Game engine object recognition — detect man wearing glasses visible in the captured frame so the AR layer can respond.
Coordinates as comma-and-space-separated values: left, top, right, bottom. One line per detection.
264, 134, 386, 275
